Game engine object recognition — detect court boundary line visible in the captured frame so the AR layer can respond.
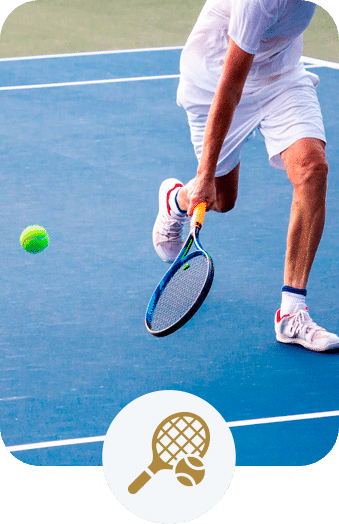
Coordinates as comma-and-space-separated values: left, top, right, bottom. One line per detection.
302, 55, 339, 69
0, 46, 338, 69
6, 410, 339, 453
0, 46, 184, 62
0, 74, 181, 92
1, 55, 338, 92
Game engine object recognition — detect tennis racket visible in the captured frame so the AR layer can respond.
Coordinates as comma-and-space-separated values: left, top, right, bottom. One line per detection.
128, 412, 210, 494
146, 202, 214, 337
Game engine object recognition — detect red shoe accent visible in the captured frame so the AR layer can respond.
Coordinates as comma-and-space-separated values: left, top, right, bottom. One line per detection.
166, 183, 183, 215
276, 309, 290, 323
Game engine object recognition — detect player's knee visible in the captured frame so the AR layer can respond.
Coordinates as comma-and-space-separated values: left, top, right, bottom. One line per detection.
289, 154, 328, 194
304, 159, 328, 193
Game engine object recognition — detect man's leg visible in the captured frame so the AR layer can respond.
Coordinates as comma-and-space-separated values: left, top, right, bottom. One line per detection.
275, 137, 339, 351
281, 138, 327, 289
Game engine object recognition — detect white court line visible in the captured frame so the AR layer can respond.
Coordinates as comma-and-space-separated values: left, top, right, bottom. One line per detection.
7, 435, 106, 452
7, 410, 339, 453
0, 47, 337, 69
227, 410, 339, 427
0, 55, 337, 93
0, 46, 184, 62
0, 56, 337, 92
301, 55, 339, 69
0, 74, 180, 92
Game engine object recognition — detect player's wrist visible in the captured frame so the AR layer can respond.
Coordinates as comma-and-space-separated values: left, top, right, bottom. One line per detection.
195, 170, 215, 184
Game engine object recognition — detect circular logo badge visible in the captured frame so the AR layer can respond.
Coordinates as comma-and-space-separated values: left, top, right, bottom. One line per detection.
102, 390, 236, 523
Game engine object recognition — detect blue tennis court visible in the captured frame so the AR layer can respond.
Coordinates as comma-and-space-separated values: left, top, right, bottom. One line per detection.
0, 47, 338, 466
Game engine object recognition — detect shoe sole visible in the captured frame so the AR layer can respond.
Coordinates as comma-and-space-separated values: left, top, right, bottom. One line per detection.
275, 333, 339, 352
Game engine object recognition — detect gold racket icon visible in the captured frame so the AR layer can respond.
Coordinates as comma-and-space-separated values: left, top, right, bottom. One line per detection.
128, 412, 210, 494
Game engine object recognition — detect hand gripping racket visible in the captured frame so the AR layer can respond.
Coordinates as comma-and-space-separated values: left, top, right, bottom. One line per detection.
128, 412, 210, 494
146, 202, 214, 337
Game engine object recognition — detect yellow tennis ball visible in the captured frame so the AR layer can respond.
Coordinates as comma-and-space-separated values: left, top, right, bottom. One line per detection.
174, 455, 205, 486
20, 225, 49, 254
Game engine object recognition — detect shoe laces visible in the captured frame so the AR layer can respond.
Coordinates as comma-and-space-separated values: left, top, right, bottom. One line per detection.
157, 214, 187, 241
287, 308, 327, 341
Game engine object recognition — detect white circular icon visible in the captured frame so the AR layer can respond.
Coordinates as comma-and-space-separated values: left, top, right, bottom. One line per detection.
102, 390, 236, 523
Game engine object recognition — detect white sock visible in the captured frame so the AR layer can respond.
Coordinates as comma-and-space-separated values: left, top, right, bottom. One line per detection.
280, 291, 306, 316
168, 187, 186, 216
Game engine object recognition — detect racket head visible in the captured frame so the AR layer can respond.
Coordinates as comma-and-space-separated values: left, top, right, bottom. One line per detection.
145, 249, 214, 337
151, 412, 210, 470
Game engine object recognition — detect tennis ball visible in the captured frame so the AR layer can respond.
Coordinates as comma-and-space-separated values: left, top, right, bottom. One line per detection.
20, 225, 49, 254
174, 455, 205, 487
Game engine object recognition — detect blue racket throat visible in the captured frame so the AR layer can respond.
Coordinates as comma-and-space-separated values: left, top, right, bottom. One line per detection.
146, 203, 214, 337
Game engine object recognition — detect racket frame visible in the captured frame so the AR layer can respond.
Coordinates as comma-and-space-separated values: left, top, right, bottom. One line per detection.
146, 203, 214, 337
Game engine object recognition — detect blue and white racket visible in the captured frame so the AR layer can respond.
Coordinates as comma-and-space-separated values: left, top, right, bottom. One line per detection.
146, 203, 214, 337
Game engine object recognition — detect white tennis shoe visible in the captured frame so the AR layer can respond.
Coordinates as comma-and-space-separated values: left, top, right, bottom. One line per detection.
275, 303, 339, 352
153, 178, 189, 263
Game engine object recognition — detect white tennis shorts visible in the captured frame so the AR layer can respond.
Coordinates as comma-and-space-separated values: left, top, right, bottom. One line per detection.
177, 66, 326, 176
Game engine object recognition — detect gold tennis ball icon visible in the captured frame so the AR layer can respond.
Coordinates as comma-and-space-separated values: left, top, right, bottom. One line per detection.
174, 455, 205, 486
128, 412, 210, 494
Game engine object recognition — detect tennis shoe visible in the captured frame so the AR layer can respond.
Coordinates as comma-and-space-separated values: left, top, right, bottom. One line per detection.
275, 303, 339, 352
153, 178, 189, 263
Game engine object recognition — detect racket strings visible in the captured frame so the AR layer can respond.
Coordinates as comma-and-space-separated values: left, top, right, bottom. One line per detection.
155, 415, 208, 466
150, 254, 210, 332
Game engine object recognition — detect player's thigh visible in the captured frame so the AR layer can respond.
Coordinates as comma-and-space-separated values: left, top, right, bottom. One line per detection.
258, 73, 326, 172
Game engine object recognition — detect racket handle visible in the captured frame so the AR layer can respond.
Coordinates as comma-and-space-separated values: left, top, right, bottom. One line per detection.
192, 202, 207, 229
128, 469, 152, 494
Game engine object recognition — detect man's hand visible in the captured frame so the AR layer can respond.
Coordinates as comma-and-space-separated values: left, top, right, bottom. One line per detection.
185, 177, 217, 216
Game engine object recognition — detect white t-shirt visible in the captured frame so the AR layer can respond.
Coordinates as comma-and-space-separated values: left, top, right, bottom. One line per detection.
179, 0, 317, 93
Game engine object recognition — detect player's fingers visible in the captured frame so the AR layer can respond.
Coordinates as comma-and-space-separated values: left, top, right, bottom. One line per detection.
187, 200, 199, 216
186, 179, 216, 215
187, 204, 194, 216
188, 196, 213, 216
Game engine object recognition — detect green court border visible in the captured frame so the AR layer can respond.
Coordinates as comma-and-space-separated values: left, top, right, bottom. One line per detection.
0, 0, 339, 524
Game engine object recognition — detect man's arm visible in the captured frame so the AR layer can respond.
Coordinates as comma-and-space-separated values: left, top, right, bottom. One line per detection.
186, 39, 255, 215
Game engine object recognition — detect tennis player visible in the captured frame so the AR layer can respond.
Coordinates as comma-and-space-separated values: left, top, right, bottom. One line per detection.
153, 0, 339, 352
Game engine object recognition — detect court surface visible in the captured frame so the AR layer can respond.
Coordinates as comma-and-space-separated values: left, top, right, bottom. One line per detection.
0, 47, 338, 466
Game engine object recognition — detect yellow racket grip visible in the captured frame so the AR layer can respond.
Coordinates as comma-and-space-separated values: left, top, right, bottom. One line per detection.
192, 202, 207, 229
